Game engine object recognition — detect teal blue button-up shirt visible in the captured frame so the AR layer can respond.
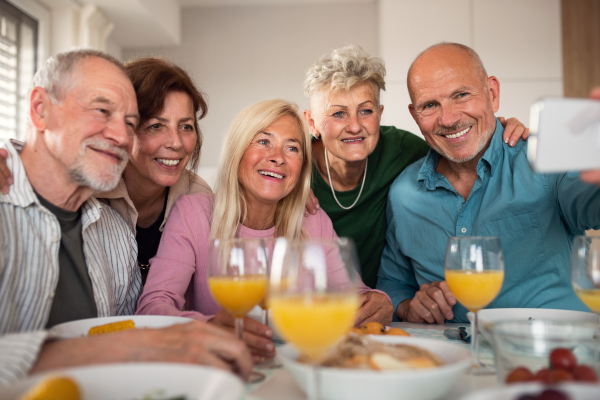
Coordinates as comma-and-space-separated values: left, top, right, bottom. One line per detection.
377, 119, 600, 323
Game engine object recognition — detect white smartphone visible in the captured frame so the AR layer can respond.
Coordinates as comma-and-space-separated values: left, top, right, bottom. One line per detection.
527, 97, 600, 172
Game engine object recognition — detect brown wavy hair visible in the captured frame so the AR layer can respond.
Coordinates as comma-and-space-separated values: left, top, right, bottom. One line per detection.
125, 57, 208, 179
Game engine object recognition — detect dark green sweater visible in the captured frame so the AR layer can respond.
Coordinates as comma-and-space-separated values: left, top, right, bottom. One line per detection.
311, 126, 429, 288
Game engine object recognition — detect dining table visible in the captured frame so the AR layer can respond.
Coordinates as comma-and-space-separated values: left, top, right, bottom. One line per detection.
245, 322, 497, 400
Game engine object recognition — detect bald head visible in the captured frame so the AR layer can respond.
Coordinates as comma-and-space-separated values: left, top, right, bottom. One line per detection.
407, 43, 488, 103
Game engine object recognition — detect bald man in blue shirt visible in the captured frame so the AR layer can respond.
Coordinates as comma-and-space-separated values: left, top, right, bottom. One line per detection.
377, 42, 600, 324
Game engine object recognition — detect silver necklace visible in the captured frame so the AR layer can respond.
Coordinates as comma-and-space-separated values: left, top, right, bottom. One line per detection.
324, 147, 367, 210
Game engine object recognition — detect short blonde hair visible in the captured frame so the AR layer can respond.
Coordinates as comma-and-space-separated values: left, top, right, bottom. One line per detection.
303, 44, 386, 103
211, 99, 312, 241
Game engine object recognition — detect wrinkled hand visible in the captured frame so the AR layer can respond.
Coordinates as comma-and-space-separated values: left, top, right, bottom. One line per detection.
498, 117, 530, 147
0, 148, 12, 194
32, 320, 254, 381
397, 281, 456, 324
209, 310, 275, 362
304, 188, 320, 216
354, 291, 394, 327
579, 87, 600, 186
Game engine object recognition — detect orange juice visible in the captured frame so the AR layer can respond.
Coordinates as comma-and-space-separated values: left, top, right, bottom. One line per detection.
208, 274, 267, 317
270, 294, 358, 359
575, 288, 600, 313
445, 270, 504, 312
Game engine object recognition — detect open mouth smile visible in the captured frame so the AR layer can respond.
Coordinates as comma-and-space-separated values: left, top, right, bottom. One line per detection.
156, 158, 181, 167
342, 137, 365, 143
443, 126, 471, 139
259, 170, 284, 179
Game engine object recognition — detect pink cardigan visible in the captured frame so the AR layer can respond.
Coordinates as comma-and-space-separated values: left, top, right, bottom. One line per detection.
136, 193, 383, 321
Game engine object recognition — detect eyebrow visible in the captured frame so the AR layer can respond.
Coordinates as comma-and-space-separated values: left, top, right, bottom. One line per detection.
327, 100, 375, 111
92, 96, 140, 123
257, 131, 301, 144
416, 86, 473, 110
154, 116, 194, 123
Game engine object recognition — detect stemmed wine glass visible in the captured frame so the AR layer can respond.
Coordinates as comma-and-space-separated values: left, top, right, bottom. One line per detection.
571, 235, 600, 314
208, 238, 268, 383
445, 236, 505, 375
269, 237, 360, 400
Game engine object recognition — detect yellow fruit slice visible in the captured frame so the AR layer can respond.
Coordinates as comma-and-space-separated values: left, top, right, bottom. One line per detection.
88, 319, 135, 336
18, 376, 80, 400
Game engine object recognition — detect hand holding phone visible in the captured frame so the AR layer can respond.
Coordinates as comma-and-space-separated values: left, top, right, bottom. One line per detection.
527, 97, 600, 173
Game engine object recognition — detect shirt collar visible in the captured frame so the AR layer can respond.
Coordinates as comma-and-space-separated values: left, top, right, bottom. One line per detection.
417, 118, 504, 189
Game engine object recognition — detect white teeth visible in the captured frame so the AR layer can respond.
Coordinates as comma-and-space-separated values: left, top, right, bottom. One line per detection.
156, 158, 181, 167
342, 138, 364, 142
259, 170, 284, 179
445, 127, 470, 139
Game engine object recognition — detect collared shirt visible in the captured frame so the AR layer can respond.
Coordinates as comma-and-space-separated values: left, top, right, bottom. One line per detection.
0, 140, 141, 386
377, 119, 600, 323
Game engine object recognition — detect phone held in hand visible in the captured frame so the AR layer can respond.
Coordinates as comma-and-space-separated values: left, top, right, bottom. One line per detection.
527, 97, 600, 173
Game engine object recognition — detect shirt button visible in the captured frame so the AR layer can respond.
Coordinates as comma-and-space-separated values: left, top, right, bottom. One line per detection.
461, 227, 467, 233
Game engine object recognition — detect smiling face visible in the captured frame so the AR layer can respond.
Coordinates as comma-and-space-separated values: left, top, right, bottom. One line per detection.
306, 82, 383, 164
238, 114, 304, 209
408, 46, 499, 164
43, 56, 138, 192
126, 91, 197, 188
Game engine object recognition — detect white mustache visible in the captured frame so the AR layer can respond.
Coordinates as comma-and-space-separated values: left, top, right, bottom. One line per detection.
81, 138, 128, 164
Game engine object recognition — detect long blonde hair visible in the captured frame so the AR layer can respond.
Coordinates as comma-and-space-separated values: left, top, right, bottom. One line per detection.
210, 99, 312, 241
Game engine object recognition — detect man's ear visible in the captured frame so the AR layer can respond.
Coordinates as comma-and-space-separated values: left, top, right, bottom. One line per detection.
29, 87, 51, 131
487, 76, 500, 113
408, 103, 417, 122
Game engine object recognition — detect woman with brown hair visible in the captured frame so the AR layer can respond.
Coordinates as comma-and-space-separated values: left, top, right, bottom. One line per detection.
99, 57, 212, 284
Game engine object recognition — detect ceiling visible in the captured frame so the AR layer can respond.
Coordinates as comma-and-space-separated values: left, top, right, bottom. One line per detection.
177, 0, 373, 6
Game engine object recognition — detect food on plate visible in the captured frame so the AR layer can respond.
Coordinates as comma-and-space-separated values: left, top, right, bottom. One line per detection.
18, 376, 80, 400
516, 388, 570, 400
88, 319, 136, 336
351, 322, 410, 336
505, 348, 598, 384
302, 333, 443, 371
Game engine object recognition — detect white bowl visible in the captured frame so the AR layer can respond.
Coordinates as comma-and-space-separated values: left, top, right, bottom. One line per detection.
467, 308, 599, 343
0, 363, 244, 400
277, 335, 471, 400
49, 315, 193, 339
460, 382, 600, 400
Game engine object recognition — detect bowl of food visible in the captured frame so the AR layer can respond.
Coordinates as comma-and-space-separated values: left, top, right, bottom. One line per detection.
48, 315, 193, 339
491, 320, 600, 385
460, 383, 600, 400
467, 309, 599, 344
0, 363, 244, 400
277, 333, 471, 400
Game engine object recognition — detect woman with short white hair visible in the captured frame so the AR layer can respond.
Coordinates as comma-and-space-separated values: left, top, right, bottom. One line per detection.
137, 99, 392, 359
303, 44, 528, 291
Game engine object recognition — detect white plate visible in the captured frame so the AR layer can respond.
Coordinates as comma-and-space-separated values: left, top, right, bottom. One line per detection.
49, 315, 193, 339
0, 363, 244, 400
467, 308, 599, 344
277, 335, 471, 400
460, 382, 600, 400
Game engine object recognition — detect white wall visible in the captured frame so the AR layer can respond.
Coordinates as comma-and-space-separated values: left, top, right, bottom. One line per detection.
379, 0, 563, 138
122, 2, 378, 186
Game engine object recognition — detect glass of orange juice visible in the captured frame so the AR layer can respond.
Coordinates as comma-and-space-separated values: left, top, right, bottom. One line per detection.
445, 236, 504, 375
207, 238, 268, 383
269, 237, 360, 400
572, 236, 600, 314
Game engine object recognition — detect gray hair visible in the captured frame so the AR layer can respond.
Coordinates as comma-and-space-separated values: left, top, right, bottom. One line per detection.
407, 42, 488, 97
32, 48, 127, 103
303, 44, 386, 103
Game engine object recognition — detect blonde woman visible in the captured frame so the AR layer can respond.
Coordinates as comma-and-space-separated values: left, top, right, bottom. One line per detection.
137, 99, 392, 358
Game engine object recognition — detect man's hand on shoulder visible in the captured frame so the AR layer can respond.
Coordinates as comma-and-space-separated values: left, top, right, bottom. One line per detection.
397, 281, 456, 324
31, 321, 254, 381
0, 148, 12, 195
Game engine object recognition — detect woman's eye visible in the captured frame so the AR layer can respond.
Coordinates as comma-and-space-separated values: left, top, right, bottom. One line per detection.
149, 123, 161, 130
360, 109, 373, 116
96, 108, 109, 115
181, 124, 195, 131
257, 139, 268, 145
332, 111, 345, 118
288, 146, 300, 153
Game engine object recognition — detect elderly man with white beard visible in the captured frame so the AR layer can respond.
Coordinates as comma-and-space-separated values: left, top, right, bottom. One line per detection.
0, 49, 252, 386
